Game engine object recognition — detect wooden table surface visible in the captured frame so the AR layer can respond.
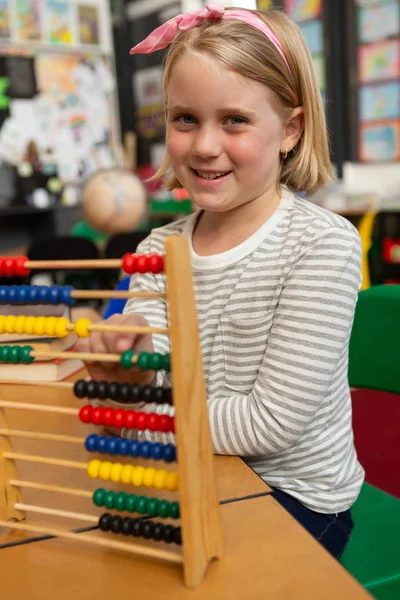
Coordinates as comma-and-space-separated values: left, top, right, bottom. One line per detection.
0, 376, 371, 599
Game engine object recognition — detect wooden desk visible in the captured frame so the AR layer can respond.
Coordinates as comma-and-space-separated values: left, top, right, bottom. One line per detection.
0, 379, 371, 599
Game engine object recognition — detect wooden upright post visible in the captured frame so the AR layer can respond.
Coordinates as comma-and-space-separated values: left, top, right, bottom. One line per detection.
165, 235, 223, 589
0, 406, 25, 523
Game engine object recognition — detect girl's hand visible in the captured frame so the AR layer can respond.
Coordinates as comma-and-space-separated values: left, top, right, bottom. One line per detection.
75, 313, 155, 385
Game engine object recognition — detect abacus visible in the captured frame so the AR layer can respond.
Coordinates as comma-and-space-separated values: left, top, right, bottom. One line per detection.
0, 236, 223, 588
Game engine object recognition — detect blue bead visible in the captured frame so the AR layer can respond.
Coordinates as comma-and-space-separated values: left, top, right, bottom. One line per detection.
61, 285, 74, 305
17, 285, 29, 304
163, 444, 176, 463
0, 287, 7, 303
38, 287, 49, 303
28, 286, 40, 304
106, 437, 120, 455
140, 441, 151, 459
85, 434, 98, 452
129, 440, 141, 458
150, 443, 163, 461
7, 286, 18, 304
97, 436, 108, 453
118, 439, 130, 456
49, 286, 62, 305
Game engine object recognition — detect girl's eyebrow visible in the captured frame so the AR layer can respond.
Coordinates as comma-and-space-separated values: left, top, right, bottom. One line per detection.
168, 104, 258, 118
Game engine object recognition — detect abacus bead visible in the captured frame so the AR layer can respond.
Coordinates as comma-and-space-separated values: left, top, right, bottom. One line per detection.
87, 459, 101, 478
142, 521, 154, 539
4, 315, 16, 333
20, 345, 34, 364
99, 461, 112, 480
112, 408, 125, 429
148, 254, 164, 274
97, 435, 108, 453
121, 517, 133, 536
121, 464, 134, 485
150, 443, 163, 461
74, 379, 87, 398
169, 502, 180, 520
48, 285, 61, 304
45, 316, 57, 336
143, 468, 156, 487
163, 388, 173, 404
147, 497, 159, 517
9, 346, 21, 364
165, 472, 179, 492
147, 414, 159, 432
99, 513, 112, 532
135, 412, 147, 430
129, 440, 141, 458
93, 488, 105, 507
163, 444, 176, 463
137, 352, 150, 371
130, 384, 141, 401
55, 317, 69, 338
136, 255, 148, 273
149, 353, 163, 371
154, 470, 167, 491
161, 353, 171, 371
136, 496, 148, 514
61, 285, 74, 305
33, 316, 46, 335
152, 387, 165, 404
7, 286, 18, 304
110, 463, 123, 483
110, 515, 122, 534
15, 256, 29, 277
158, 415, 171, 433
123, 410, 136, 429
107, 382, 119, 400
102, 407, 114, 427
163, 525, 175, 544
120, 350, 135, 369
0, 345, 10, 361
86, 380, 98, 399
17, 285, 29, 304
153, 523, 165, 541
104, 491, 116, 509
174, 527, 182, 545
158, 500, 170, 519
4, 258, 15, 277
131, 519, 143, 537
115, 491, 127, 511
38, 287, 49, 304
92, 407, 103, 426
85, 434, 98, 452
74, 318, 91, 338
97, 381, 109, 400
118, 439, 130, 456
0, 287, 7, 303
121, 253, 136, 275
106, 437, 119, 455
125, 494, 137, 512
28, 286, 40, 304
79, 405, 93, 424
131, 465, 145, 487
140, 441, 151, 459
14, 316, 25, 333
140, 385, 153, 402
118, 383, 130, 402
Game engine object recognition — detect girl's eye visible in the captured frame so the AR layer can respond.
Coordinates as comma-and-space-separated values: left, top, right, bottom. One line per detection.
176, 114, 196, 125
226, 116, 246, 126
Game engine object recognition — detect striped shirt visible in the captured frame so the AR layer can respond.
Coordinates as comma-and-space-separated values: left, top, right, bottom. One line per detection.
123, 187, 365, 513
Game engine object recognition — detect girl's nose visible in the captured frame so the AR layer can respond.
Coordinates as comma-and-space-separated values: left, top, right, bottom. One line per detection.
192, 126, 222, 159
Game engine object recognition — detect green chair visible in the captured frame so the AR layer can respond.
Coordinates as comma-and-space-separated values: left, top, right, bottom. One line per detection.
341, 285, 400, 600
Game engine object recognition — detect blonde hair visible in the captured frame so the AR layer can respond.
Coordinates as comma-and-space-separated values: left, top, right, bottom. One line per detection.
155, 8, 334, 196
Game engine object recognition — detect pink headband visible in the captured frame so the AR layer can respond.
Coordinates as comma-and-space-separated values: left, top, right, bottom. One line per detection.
129, 3, 291, 74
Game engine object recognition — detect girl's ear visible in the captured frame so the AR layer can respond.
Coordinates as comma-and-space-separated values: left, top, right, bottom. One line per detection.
280, 107, 304, 154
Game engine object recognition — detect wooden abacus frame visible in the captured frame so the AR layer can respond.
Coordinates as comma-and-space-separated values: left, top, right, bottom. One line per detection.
0, 235, 223, 589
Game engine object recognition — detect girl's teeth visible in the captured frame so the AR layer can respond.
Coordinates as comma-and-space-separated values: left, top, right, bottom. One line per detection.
197, 171, 227, 180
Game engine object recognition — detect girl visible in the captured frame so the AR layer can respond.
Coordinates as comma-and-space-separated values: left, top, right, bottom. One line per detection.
78, 4, 364, 559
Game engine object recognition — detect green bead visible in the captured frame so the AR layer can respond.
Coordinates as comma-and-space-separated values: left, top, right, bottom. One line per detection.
149, 352, 163, 371
20, 345, 34, 364
93, 488, 106, 507
120, 350, 135, 369
115, 491, 127, 511
168, 501, 180, 519
158, 499, 170, 518
161, 353, 171, 371
136, 495, 148, 514
147, 497, 159, 517
0, 345, 10, 362
137, 352, 150, 371
104, 491, 116, 509
9, 346, 21, 364
125, 494, 137, 513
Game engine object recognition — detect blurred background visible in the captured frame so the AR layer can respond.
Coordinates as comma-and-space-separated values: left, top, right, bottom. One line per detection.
0, 0, 398, 290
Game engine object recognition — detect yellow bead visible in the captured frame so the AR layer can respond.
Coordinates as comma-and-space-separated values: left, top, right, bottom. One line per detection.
74, 318, 91, 338
55, 317, 69, 338
143, 467, 156, 487
153, 469, 168, 490
87, 459, 101, 479
24, 316, 36, 334
4, 315, 16, 334
15, 315, 26, 334
0, 315, 5, 333
99, 461, 112, 480
121, 464, 134, 485
110, 462, 123, 483
131, 465, 145, 487
33, 316, 46, 335
165, 471, 179, 492
45, 316, 57, 336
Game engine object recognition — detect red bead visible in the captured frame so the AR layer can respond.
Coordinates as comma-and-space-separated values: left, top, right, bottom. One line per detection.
92, 407, 103, 426
102, 407, 114, 427
123, 410, 136, 429
4, 258, 15, 277
121, 253, 136, 274
135, 412, 147, 430
112, 408, 125, 429
0, 258, 4, 276
159, 415, 172, 433
15, 256, 30, 277
170, 417, 175, 434
148, 254, 164, 274
79, 405, 93, 424
136, 255, 148, 274
147, 413, 159, 431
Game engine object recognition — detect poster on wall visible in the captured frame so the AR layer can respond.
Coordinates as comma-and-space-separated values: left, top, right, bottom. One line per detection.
15, 0, 41, 41
359, 39, 400, 83
132, 66, 164, 139
359, 119, 400, 162
360, 81, 400, 122
359, 1, 400, 44
44, 0, 73, 45
0, 0, 10, 39
77, 4, 100, 45
284, 0, 322, 22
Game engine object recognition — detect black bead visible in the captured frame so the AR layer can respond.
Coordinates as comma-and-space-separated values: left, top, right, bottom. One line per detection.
140, 385, 153, 403
110, 515, 123, 534
152, 523, 165, 541
86, 381, 98, 399
152, 387, 165, 404
174, 527, 182, 546
73, 379, 87, 399
129, 384, 141, 401
108, 382, 119, 400
97, 381, 109, 400
118, 383, 130, 402
131, 518, 143, 537
142, 521, 154, 539
121, 517, 133, 536
164, 388, 173, 405
98, 513, 112, 531
163, 525, 175, 544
